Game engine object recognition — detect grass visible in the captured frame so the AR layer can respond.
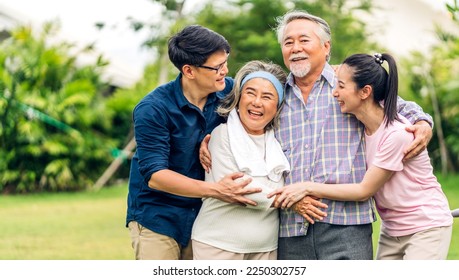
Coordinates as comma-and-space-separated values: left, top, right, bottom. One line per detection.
0, 174, 458, 260
0, 184, 133, 260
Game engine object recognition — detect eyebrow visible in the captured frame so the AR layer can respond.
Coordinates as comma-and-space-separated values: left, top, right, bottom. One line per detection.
206, 58, 226, 69
213, 54, 229, 67
262, 91, 276, 96
217, 58, 228, 67
284, 33, 312, 41
244, 86, 276, 96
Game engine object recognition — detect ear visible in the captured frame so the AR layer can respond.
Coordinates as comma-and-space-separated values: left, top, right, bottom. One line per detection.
182, 64, 196, 79
360, 85, 372, 100
324, 41, 331, 59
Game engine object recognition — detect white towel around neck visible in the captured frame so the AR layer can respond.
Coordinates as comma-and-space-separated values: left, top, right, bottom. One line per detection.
227, 109, 290, 182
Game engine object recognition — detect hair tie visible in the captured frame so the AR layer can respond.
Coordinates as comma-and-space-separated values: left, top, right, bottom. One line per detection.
374, 53, 384, 65
240, 71, 284, 107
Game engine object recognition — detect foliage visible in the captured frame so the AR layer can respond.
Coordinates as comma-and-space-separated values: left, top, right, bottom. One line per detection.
119, 0, 383, 80
0, 22, 120, 193
447, 0, 459, 21
398, 4, 459, 173
190, 0, 380, 76
106, 57, 170, 116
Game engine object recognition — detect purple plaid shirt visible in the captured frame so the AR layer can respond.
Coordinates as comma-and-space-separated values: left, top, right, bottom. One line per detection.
275, 63, 433, 237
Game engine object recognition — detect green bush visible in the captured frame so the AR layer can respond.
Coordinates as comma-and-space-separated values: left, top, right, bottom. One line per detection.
0, 22, 122, 193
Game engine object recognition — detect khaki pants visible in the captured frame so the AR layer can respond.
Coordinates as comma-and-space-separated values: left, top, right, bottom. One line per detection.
128, 221, 193, 260
192, 240, 277, 260
376, 225, 452, 260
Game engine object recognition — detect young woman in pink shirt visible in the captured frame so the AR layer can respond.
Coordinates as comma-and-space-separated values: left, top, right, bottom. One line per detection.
270, 53, 453, 260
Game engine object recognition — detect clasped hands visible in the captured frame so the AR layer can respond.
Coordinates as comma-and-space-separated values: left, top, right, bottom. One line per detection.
268, 184, 328, 224
201, 134, 327, 223
218, 173, 327, 223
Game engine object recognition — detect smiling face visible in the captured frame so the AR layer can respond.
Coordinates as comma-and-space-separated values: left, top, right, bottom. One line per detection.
333, 64, 361, 114
281, 19, 330, 78
238, 78, 279, 135
193, 50, 229, 92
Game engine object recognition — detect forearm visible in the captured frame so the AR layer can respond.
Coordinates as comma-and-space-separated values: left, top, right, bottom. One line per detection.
148, 169, 258, 206
306, 166, 392, 201
305, 182, 372, 202
149, 169, 215, 198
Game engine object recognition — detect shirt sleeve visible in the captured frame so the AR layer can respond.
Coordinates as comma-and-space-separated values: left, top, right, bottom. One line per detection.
134, 100, 170, 183
372, 128, 413, 172
396, 96, 433, 127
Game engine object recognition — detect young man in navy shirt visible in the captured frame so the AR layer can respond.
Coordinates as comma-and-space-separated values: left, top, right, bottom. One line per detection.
126, 25, 261, 260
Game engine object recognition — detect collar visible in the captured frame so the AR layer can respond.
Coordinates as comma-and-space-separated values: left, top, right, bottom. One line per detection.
173, 73, 219, 109
285, 63, 336, 89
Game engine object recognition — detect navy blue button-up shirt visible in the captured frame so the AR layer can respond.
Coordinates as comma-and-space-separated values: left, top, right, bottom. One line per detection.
126, 74, 233, 247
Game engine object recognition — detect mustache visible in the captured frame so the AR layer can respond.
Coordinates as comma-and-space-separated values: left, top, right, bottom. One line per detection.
289, 54, 308, 61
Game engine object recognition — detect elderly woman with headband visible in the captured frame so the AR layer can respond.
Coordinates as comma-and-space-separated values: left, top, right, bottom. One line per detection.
191, 60, 327, 260
270, 53, 453, 260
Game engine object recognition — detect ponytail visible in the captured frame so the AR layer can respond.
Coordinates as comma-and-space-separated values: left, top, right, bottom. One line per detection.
342, 53, 400, 127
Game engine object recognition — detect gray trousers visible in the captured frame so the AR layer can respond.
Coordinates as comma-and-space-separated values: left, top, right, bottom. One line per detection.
278, 223, 373, 260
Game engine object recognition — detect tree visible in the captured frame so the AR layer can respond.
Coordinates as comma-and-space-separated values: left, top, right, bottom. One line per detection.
0, 22, 118, 192
121, 0, 380, 79
447, 0, 459, 20
189, 0, 380, 76
399, 4, 459, 174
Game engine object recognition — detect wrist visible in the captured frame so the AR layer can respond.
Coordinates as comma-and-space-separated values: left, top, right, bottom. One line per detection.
304, 182, 316, 196
200, 181, 216, 199
415, 119, 432, 128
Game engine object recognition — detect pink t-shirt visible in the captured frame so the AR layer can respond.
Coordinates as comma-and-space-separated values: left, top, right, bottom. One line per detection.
365, 115, 453, 237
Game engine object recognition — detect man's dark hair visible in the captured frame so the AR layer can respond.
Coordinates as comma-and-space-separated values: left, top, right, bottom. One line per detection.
168, 25, 231, 72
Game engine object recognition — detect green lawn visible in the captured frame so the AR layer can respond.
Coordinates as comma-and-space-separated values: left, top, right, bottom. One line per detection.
0, 184, 133, 260
0, 174, 458, 260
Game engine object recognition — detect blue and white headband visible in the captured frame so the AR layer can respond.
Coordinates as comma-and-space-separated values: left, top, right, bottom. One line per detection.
240, 71, 284, 107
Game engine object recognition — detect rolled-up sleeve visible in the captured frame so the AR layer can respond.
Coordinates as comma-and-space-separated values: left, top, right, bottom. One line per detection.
134, 100, 170, 183
397, 96, 433, 127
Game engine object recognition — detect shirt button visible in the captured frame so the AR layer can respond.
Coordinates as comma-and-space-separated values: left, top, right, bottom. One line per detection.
304, 144, 309, 149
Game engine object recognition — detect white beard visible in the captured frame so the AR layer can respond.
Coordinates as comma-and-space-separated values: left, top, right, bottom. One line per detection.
290, 62, 311, 78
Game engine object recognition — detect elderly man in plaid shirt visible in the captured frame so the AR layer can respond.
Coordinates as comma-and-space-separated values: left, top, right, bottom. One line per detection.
274, 10, 433, 260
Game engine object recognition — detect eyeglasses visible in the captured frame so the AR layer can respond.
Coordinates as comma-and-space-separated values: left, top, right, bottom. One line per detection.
196, 57, 228, 74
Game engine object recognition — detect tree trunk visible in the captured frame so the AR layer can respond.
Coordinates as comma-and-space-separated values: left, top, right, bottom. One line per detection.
92, 138, 137, 190
425, 67, 451, 175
